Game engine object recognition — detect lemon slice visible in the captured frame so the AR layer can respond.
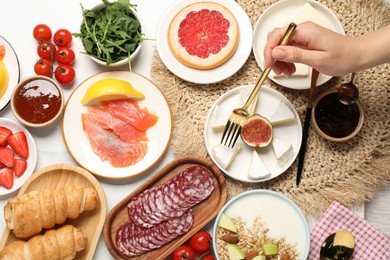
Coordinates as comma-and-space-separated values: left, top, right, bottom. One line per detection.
81, 78, 144, 105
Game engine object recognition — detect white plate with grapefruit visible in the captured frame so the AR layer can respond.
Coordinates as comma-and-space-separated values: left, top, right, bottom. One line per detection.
156, 0, 253, 84
62, 71, 172, 180
252, 0, 345, 89
0, 35, 20, 111
204, 85, 302, 183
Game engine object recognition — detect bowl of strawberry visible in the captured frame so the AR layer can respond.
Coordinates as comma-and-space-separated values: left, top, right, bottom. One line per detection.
0, 118, 37, 196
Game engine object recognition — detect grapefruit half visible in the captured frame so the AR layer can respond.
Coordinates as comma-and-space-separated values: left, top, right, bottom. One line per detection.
168, 2, 239, 70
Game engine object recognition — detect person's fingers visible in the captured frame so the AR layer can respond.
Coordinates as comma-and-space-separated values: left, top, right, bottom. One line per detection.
270, 61, 296, 76
271, 46, 326, 68
264, 27, 288, 68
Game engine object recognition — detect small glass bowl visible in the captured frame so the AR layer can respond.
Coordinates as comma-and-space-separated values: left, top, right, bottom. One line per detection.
311, 88, 364, 142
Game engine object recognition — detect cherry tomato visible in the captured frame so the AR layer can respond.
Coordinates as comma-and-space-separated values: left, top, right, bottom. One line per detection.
34, 59, 52, 77
202, 255, 216, 260
173, 246, 196, 260
55, 47, 75, 65
33, 24, 52, 42
53, 29, 72, 47
37, 42, 56, 60
189, 231, 212, 254
54, 65, 75, 85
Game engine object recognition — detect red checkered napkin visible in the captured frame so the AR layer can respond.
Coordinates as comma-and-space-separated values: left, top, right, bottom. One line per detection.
309, 201, 390, 259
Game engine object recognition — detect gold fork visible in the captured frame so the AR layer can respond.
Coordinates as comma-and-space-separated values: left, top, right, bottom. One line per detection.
221, 22, 297, 148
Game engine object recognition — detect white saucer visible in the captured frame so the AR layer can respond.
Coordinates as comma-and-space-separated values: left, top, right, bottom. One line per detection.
156, 0, 253, 84
204, 85, 302, 183
252, 0, 345, 89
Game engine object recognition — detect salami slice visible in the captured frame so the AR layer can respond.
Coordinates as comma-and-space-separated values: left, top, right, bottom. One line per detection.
116, 210, 194, 257
127, 165, 214, 228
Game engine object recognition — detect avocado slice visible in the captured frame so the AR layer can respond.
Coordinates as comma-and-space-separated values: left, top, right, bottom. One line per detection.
218, 213, 237, 233
226, 244, 245, 260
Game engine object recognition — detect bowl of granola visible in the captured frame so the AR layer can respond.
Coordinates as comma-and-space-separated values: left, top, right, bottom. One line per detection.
212, 190, 310, 259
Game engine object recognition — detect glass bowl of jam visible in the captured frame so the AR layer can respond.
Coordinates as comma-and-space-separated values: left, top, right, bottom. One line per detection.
11, 76, 64, 128
311, 88, 364, 142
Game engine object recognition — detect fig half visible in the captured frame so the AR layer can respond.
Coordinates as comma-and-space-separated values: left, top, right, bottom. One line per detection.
240, 114, 273, 148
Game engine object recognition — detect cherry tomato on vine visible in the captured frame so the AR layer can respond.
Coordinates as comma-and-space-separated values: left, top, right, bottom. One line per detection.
54, 64, 75, 85
33, 24, 52, 42
34, 59, 52, 77
173, 246, 196, 260
202, 255, 216, 260
189, 231, 212, 254
55, 47, 75, 65
53, 29, 72, 47
37, 42, 56, 60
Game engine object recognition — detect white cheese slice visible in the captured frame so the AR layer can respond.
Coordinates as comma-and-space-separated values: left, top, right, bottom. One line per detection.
270, 100, 295, 125
210, 105, 230, 131
272, 138, 294, 166
211, 143, 242, 169
248, 150, 271, 179
286, 2, 331, 29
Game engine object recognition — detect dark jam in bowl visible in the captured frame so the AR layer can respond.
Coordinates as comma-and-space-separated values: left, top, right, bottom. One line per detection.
314, 92, 360, 138
14, 79, 62, 124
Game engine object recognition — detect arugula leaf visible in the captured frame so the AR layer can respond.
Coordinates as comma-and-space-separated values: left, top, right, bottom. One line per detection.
73, 0, 143, 66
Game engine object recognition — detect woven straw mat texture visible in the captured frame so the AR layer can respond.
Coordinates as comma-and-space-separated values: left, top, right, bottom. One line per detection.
150, 0, 390, 217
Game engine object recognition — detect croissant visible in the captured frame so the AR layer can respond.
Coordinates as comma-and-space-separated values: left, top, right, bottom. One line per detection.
0, 224, 87, 260
4, 186, 98, 238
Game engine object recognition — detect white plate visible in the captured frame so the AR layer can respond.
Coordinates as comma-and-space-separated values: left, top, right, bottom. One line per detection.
0, 118, 37, 197
62, 71, 172, 180
0, 35, 20, 111
252, 0, 345, 89
204, 85, 302, 183
156, 0, 253, 84
212, 190, 310, 259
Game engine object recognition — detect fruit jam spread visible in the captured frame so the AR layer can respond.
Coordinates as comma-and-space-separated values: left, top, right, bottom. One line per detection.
314, 92, 360, 138
14, 79, 61, 123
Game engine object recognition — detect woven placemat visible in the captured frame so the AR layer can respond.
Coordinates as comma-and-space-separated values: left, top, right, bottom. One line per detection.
150, 0, 390, 217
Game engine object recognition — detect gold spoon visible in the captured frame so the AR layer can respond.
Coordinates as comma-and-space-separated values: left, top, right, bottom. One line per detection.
320, 230, 355, 260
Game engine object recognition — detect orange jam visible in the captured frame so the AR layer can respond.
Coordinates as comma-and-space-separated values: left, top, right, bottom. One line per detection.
13, 79, 62, 124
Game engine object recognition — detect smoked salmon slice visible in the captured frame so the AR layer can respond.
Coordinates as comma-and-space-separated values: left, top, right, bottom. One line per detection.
82, 114, 148, 168
87, 106, 148, 142
101, 99, 158, 132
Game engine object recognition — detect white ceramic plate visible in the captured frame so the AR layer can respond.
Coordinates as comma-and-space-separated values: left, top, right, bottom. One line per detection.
0, 118, 37, 197
213, 190, 310, 259
0, 35, 20, 111
252, 0, 345, 89
156, 0, 253, 84
62, 71, 172, 180
204, 85, 302, 183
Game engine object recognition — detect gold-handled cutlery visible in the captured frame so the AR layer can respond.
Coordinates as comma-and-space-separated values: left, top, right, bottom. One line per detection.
320, 230, 355, 260
296, 68, 319, 186
220, 22, 297, 148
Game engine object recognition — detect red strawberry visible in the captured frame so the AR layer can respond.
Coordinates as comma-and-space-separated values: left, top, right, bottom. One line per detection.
0, 169, 14, 189
0, 162, 5, 169
13, 159, 27, 177
7, 131, 29, 159
0, 147, 14, 168
0, 127, 12, 147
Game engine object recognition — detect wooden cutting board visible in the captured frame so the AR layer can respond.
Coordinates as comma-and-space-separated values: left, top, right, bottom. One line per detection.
0, 164, 107, 259
103, 156, 227, 259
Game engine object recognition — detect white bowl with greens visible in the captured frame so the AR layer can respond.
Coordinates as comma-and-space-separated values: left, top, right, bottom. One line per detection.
74, 0, 144, 67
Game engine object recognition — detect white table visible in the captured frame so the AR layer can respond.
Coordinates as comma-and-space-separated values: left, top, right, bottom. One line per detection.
0, 1, 389, 259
